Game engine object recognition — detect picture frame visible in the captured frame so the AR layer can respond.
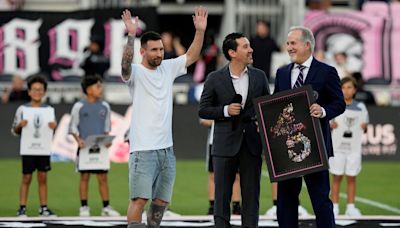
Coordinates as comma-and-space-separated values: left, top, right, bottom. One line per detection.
254, 85, 329, 182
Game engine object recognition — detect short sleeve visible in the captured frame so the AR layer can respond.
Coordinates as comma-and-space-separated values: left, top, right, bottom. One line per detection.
11, 105, 24, 136
102, 101, 112, 133
359, 102, 369, 123
164, 55, 187, 80
68, 102, 83, 136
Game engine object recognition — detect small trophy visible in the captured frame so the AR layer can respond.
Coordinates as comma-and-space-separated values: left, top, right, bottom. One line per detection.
343, 116, 355, 138
33, 114, 42, 138
89, 145, 100, 154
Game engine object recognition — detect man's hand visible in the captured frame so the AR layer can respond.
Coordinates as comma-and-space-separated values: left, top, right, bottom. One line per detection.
121, 9, 139, 36
48, 121, 57, 130
228, 103, 241, 116
310, 103, 323, 118
330, 121, 338, 129
192, 6, 208, 32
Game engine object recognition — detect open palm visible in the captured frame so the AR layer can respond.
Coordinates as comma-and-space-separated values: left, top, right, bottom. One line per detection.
193, 6, 208, 32
121, 9, 139, 36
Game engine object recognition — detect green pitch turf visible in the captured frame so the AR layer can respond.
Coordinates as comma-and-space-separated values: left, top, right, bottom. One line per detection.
0, 159, 399, 217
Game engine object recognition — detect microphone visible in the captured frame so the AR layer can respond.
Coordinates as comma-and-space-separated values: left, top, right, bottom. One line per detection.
231, 94, 242, 130
232, 94, 242, 105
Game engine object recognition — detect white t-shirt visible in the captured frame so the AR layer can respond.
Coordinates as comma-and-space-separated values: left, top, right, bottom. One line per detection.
331, 101, 369, 154
123, 55, 187, 152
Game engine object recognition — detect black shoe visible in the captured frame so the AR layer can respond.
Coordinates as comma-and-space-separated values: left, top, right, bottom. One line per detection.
39, 207, 56, 217
232, 204, 241, 215
207, 206, 214, 215
17, 208, 27, 217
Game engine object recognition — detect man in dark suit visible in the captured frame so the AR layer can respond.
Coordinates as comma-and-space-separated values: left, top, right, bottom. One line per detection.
199, 33, 270, 227
274, 26, 345, 228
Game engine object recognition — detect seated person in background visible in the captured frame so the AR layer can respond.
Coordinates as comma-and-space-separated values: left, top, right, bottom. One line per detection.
352, 72, 376, 105
1, 74, 30, 103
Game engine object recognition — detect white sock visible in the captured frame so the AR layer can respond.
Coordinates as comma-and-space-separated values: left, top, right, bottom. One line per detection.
347, 203, 355, 209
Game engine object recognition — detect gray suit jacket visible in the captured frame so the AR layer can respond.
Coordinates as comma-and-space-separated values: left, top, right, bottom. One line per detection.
198, 64, 270, 157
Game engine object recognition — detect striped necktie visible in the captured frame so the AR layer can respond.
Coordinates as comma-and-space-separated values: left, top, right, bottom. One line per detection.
293, 65, 306, 88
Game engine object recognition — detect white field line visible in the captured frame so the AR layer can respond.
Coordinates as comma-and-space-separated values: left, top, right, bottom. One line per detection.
339, 193, 400, 214
261, 172, 400, 214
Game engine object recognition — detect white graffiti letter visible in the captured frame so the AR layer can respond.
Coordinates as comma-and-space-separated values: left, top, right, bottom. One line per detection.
1, 18, 42, 78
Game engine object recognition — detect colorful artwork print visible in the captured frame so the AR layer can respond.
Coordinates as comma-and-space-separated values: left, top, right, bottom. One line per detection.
270, 103, 311, 162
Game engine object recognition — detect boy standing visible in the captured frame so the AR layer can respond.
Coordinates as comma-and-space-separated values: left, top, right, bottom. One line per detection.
330, 76, 369, 216
12, 75, 57, 217
69, 75, 120, 217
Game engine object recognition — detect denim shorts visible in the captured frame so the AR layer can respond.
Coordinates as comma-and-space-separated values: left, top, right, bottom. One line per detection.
129, 147, 176, 202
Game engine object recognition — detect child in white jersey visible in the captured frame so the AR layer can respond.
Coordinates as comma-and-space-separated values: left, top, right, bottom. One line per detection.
329, 76, 369, 217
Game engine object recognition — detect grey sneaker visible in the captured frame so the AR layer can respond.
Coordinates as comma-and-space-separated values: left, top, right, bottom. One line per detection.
39, 207, 56, 217
17, 208, 27, 217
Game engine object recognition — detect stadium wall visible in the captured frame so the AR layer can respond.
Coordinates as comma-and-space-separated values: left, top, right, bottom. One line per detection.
0, 103, 399, 161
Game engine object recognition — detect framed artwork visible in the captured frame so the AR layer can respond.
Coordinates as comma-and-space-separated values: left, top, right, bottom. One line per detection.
254, 85, 328, 182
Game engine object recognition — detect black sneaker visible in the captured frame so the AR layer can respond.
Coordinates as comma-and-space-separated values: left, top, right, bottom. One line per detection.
232, 204, 241, 215
207, 206, 214, 215
39, 207, 56, 217
17, 208, 27, 217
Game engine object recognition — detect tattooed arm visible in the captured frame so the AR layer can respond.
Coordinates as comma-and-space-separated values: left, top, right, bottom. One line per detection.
121, 9, 139, 81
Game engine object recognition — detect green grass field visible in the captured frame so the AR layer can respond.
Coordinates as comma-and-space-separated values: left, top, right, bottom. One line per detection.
0, 159, 399, 217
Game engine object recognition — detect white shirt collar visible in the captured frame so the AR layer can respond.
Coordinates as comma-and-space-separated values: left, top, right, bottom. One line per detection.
229, 67, 248, 79
294, 55, 313, 69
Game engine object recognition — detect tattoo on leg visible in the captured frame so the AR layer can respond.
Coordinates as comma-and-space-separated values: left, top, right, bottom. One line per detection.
147, 202, 166, 228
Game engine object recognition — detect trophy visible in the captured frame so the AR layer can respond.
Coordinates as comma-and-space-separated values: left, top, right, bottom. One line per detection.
33, 113, 42, 138
343, 116, 355, 138
89, 145, 100, 154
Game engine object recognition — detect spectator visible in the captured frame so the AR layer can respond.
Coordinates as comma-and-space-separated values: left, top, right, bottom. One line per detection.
80, 38, 110, 78
1, 74, 30, 104
0, 0, 24, 10
193, 31, 223, 83
250, 20, 280, 80
332, 52, 352, 79
161, 31, 186, 60
352, 72, 376, 105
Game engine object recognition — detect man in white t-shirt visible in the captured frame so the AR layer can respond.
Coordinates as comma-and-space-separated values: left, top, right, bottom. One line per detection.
120, 7, 208, 228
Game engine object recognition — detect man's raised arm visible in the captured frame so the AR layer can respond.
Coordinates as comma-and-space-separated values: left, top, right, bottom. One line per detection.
121, 9, 139, 81
185, 6, 208, 67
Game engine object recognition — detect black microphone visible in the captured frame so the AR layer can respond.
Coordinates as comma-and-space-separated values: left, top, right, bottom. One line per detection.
231, 94, 242, 130
232, 94, 242, 104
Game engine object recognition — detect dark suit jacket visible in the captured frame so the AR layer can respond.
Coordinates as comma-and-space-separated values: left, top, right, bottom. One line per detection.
274, 58, 345, 157
199, 65, 270, 157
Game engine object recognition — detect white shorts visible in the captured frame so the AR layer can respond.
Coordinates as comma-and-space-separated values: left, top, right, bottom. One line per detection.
329, 151, 361, 176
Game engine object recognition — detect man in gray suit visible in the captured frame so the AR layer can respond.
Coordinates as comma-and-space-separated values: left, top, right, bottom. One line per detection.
199, 33, 270, 227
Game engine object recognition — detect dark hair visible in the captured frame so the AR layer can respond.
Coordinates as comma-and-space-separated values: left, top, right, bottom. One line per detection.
222, 33, 246, 61
81, 74, 102, 95
141, 31, 162, 47
352, 72, 362, 82
27, 75, 47, 91
341, 76, 357, 89
256, 20, 270, 28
